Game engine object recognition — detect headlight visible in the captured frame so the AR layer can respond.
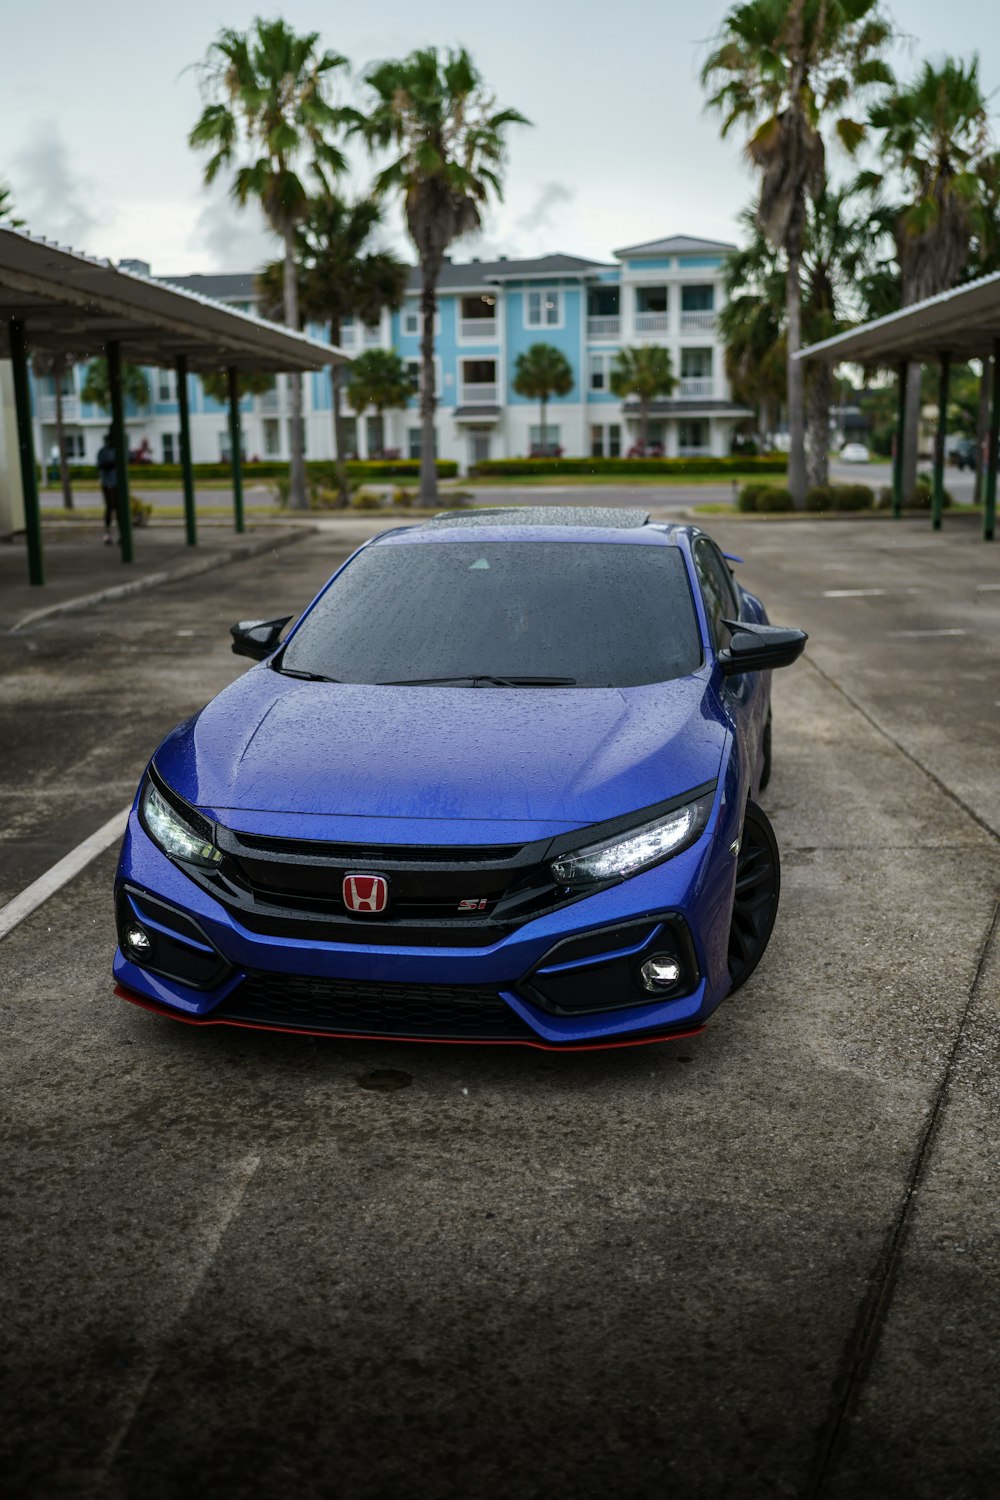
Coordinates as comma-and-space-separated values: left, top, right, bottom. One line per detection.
550, 793, 713, 888
141, 781, 222, 868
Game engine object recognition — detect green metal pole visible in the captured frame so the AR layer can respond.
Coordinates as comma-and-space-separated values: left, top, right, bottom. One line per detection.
176, 355, 196, 547
8, 318, 44, 586
892, 362, 907, 519
227, 366, 245, 534
931, 353, 950, 533
107, 341, 134, 564
985, 339, 999, 543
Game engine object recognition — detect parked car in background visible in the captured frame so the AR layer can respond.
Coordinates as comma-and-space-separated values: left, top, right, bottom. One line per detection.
839, 442, 870, 463
948, 437, 977, 470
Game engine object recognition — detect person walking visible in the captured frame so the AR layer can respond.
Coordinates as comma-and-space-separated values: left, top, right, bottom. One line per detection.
96, 429, 117, 545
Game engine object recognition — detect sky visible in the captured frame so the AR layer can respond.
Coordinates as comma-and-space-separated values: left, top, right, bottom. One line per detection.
1, 0, 997, 277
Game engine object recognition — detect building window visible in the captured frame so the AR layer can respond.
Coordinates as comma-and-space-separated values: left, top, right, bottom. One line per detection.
526, 289, 561, 328
529, 424, 561, 457
403, 306, 420, 336
681, 285, 715, 312
590, 423, 621, 459
65, 432, 86, 460
681, 348, 713, 378
162, 433, 176, 463
219, 432, 247, 462
679, 419, 709, 453
589, 353, 608, 391
636, 286, 668, 314
408, 427, 438, 460
157, 369, 174, 402
405, 359, 420, 393
263, 418, 281, 456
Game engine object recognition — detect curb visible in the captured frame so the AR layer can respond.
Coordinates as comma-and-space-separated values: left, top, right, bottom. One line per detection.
10, 527, 317, 635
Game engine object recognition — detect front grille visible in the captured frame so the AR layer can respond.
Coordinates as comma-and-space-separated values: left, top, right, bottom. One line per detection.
201, 827, 564, 945
216, 972, 537, 1041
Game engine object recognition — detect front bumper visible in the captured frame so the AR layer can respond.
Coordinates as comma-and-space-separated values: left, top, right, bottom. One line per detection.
113, 799, 740, 1049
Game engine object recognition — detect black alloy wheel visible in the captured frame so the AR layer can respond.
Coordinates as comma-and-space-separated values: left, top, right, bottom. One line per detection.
727, 800, 780, 993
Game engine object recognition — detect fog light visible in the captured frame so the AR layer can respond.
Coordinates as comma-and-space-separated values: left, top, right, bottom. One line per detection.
639, 954, 681, 992
124, 923, 151, 957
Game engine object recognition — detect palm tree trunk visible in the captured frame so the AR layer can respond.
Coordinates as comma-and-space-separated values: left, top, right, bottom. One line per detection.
805, 362, 832, 489
786, 236, 807, 508
901, 361, 922, 502
419, 267, 438, 506
283, 224, 307, 510
976, 355, 992, 503
329, 319, 349, 507
54, 363, 73, 509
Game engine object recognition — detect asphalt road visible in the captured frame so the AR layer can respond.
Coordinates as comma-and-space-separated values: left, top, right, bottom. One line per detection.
2, 516, 998, 1498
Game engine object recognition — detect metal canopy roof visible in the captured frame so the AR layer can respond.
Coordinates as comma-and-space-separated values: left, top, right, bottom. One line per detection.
799, 269, 1000, 364
0, 224, 345, 373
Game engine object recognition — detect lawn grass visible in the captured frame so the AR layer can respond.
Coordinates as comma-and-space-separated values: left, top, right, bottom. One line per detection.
454, 472, 788, 488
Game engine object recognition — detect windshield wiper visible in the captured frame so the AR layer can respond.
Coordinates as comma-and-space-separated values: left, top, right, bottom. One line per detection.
273, 665, 340, 683
378, 674, 577, 688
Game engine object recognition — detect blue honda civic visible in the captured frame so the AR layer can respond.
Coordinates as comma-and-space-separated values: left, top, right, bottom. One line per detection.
113, 508, 806, 1050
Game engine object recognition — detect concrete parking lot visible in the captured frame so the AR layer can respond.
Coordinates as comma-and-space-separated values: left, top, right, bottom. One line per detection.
1, 512, 997, 1498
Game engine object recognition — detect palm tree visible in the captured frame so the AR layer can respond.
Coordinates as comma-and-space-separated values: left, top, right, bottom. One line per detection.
355, 47, 528, 505
0, 181, 24, 227
80, 358, 150, 412
512, 344, 574, 455
861, 56, 992, 499
346, 349, 412, 458
32, 352, 75, 507
258, 192, 408, 502
200, 370, 276, 404
702, 0, 893, 505
189, 20, 349, 510
609, 347, 677, 452
722, 191, 871, 484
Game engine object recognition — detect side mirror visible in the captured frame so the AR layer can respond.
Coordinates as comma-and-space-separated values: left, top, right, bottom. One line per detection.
717, 619, 808, 676
230, 616, 293, 661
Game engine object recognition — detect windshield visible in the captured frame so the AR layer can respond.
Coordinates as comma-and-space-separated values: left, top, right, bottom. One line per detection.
279, 540, 702, 688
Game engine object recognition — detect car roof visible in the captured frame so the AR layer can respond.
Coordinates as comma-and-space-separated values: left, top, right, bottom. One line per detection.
374, 506, 691, 547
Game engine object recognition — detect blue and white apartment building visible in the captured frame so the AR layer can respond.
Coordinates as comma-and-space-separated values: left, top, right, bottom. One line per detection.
31, 235, 750, 473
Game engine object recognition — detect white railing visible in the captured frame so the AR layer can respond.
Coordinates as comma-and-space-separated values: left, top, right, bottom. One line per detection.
460, 318, 497, 341
680, 378, 714, 398
679, 445, 713, 457
259, 389, 282, 412
680, 310, 715, 331
338, 325, 357, 346
362, 324, 382, 346
460, 383, 498, 405
38, 395, 80, 422
634, 312, 670, 335
587, 316, 620, 339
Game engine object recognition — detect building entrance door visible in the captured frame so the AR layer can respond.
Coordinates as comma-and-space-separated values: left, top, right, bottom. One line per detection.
469, 431, 491, 466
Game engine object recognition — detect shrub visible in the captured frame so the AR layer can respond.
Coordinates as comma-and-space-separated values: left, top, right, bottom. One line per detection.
350, 489, 384, 510
130, 496, 154, 527
470, 455, 788, 478
755, 487, 795, 513
737, 484, 763, 512
391, 487, 415, 509
909, 473, 953, 510
806, 483, 874, 512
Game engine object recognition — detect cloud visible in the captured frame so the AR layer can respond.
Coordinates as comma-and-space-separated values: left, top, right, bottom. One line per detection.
13, 120, 100, 248
189, 181, 280, 273
462, 180, 576, 260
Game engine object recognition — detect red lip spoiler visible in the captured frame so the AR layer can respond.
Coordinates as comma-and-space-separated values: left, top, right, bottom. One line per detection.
114, 984, 706, 1052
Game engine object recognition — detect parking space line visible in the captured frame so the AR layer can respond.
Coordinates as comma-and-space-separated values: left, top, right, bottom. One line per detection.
0, 805, 131, 941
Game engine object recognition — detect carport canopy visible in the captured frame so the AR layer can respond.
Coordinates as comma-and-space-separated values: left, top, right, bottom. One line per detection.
0, 223, 347, 584
799, 269, 1000, 539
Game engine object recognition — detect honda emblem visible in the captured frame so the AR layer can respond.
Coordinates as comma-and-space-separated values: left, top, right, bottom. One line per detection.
342, 873, 389, 915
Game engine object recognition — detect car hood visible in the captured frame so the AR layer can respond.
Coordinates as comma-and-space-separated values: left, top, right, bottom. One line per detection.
154, 665, 726, 836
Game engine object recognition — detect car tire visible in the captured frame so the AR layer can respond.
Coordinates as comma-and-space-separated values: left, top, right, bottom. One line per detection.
727, 800, 781, 994
759, 711, 773, 791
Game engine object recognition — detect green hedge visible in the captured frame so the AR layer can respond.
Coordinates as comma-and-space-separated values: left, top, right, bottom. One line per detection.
738, 484, 794, 513
805, 483, 876, 512
469, 456, 788, 478
123, 459, 457, 483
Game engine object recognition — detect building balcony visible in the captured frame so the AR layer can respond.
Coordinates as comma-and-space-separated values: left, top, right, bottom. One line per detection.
38, 394, 80, 422
680, 310, 715, 332
460, 318, 497, 341
679, 378, 715, 398
634, 312, 670, 335
362, 324, 383, 347
459, 383, 498, 405
587, 316, 620, 339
